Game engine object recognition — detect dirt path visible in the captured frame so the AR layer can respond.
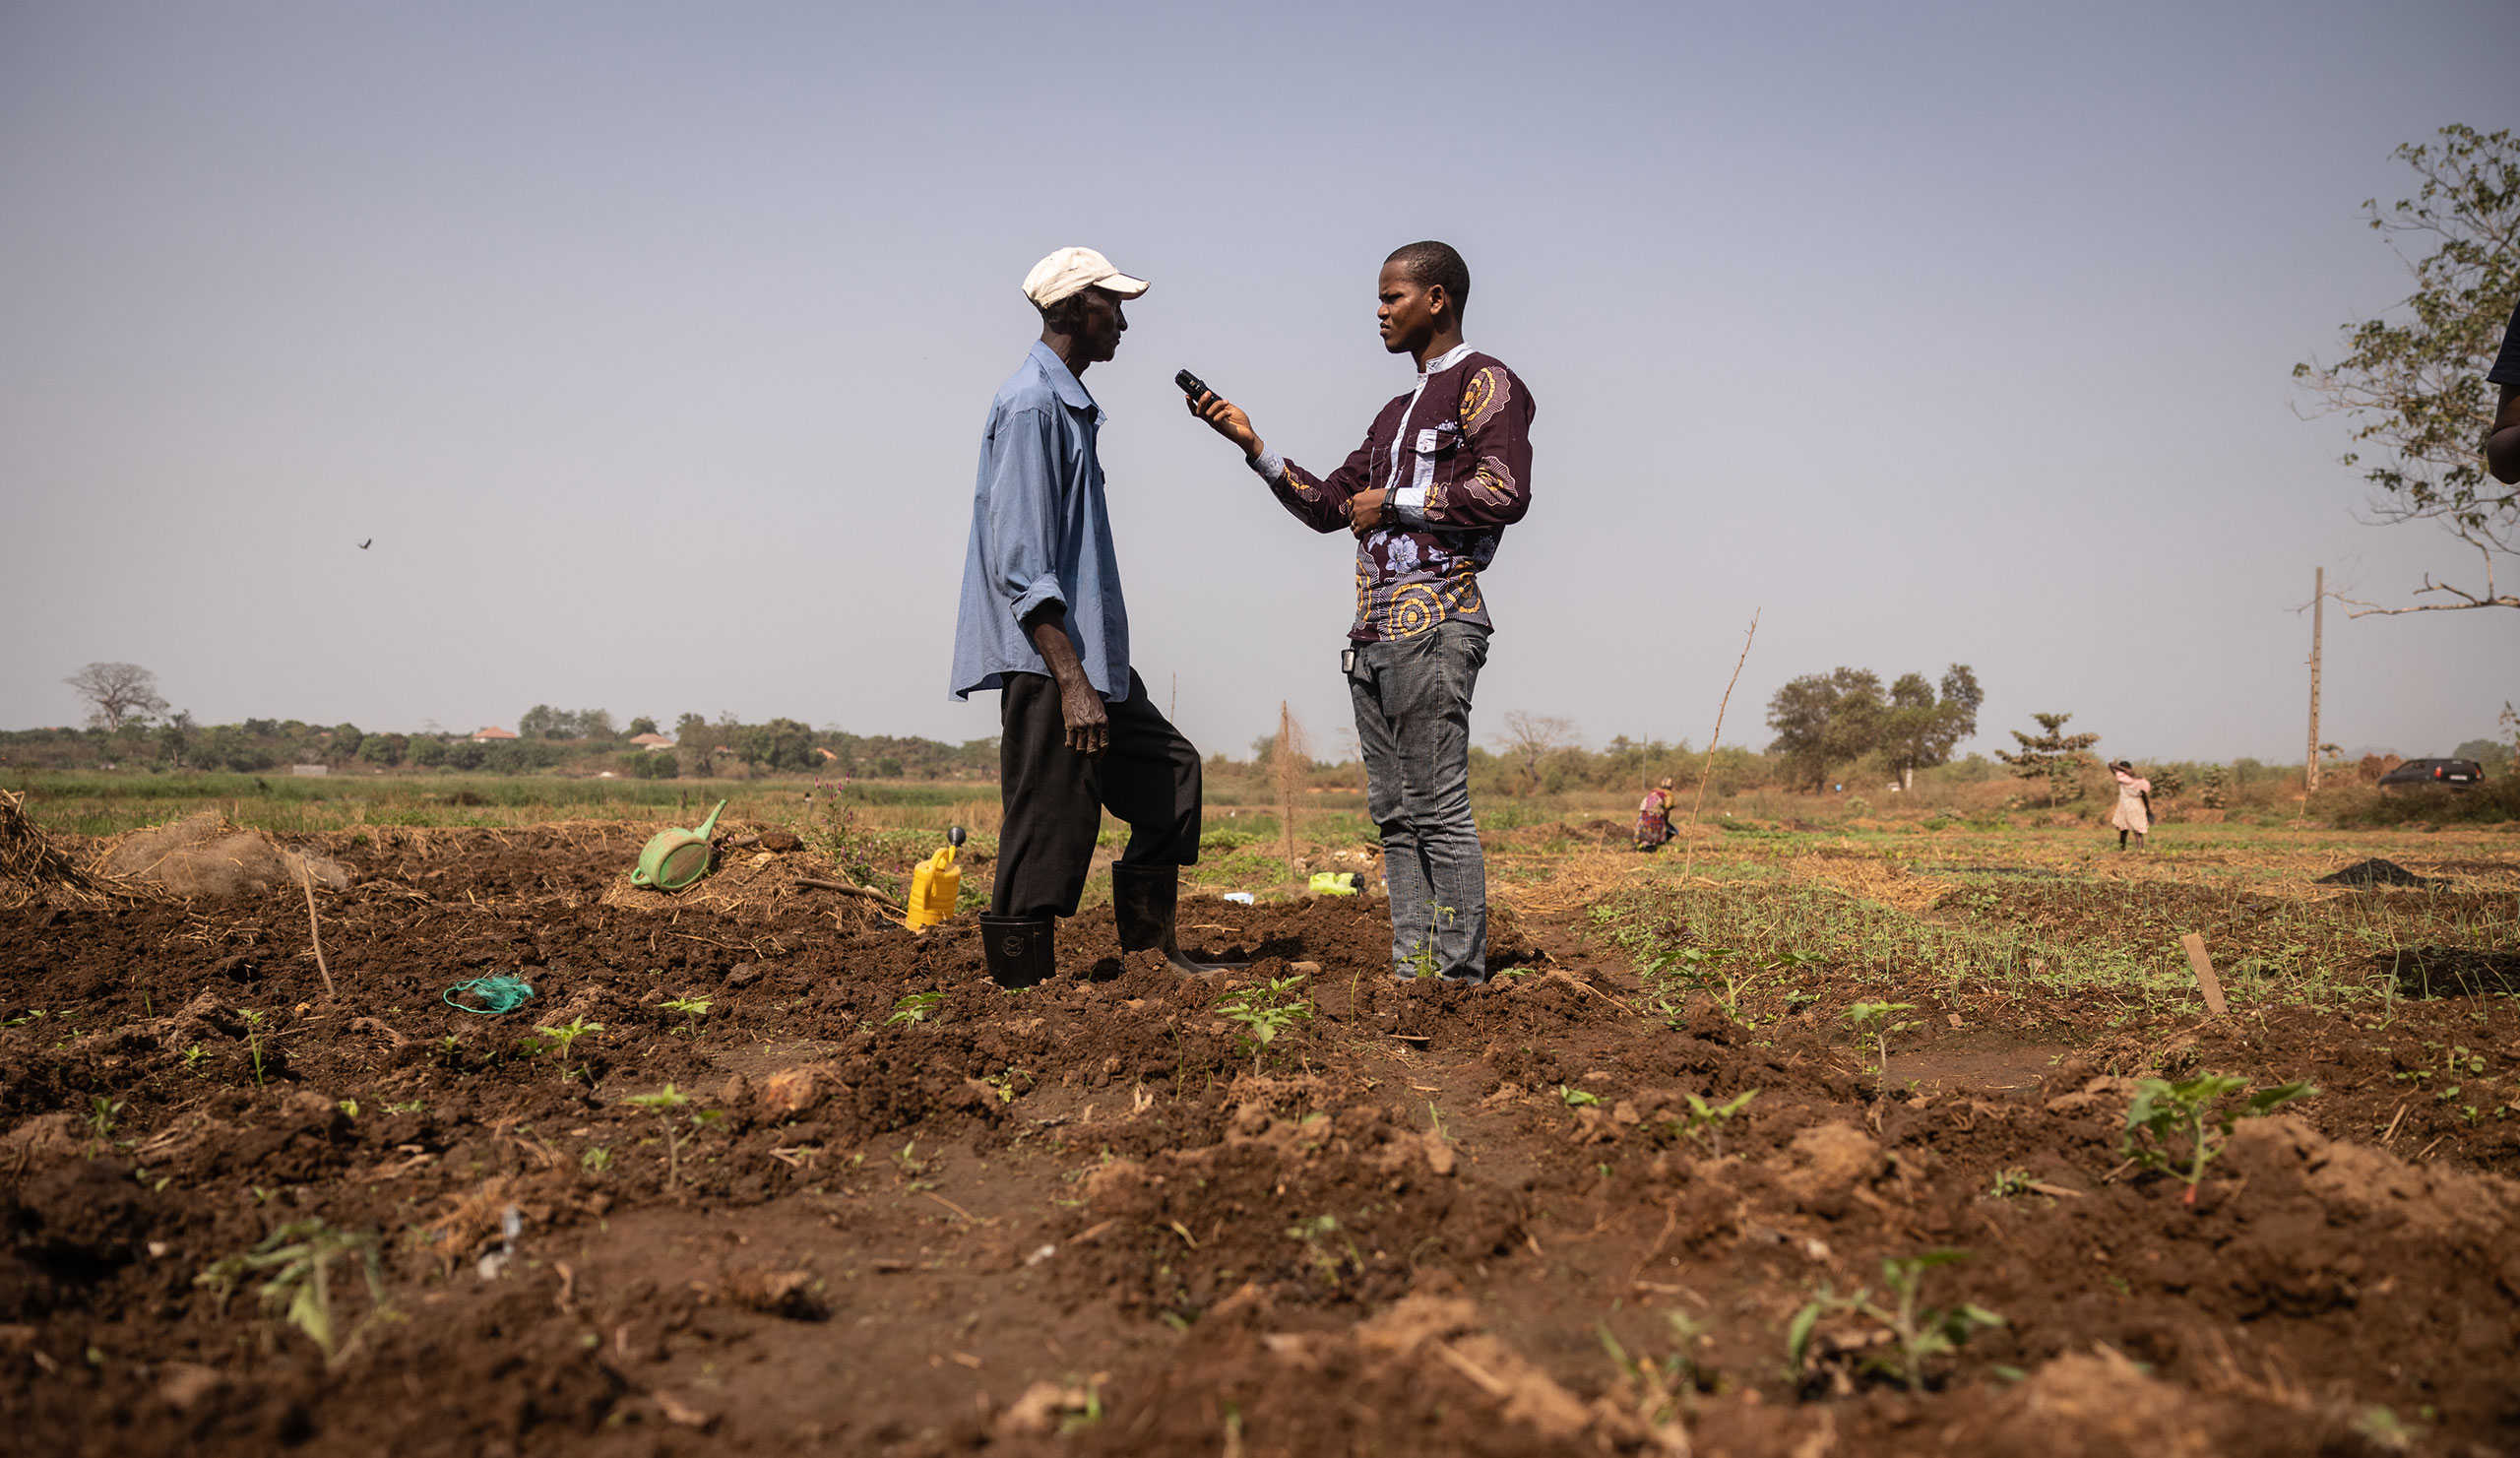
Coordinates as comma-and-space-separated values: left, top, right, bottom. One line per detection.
2, 824, 2514, 1455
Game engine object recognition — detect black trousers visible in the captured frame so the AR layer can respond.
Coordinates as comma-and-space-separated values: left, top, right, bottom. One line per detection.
993, 669, 1202, 920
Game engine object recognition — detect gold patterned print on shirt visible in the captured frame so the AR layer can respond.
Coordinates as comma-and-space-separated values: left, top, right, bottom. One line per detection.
1464, 453, 1516, 507
1459, 366, 1511, 430
1383, 582, 1446, 639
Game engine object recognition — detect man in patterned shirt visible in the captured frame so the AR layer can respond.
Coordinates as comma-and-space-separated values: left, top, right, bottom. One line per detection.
1189, 241, 1535, 983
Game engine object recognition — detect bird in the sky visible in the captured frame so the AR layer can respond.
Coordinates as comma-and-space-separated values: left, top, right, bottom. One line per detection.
357, 539, 372, 549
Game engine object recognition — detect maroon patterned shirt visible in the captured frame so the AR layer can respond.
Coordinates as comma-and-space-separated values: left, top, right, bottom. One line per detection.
1249, 344, 1535, 642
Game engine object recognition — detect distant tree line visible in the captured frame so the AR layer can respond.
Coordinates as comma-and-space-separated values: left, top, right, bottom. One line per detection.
12, 671, 999, 780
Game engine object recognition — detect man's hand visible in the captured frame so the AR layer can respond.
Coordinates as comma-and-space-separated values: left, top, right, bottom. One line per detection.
1023, 603, 1108, 758
1054, 674, 1108, 758
1187, 391, 1264, 460
1348, 487, 1391, 537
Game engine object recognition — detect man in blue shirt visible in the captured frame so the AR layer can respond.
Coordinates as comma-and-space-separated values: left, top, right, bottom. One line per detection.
2489, 296, 2520, 486
951, 247, 1232, 986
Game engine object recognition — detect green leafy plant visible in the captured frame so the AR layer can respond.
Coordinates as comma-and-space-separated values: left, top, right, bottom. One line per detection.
532, 1016, 603, 1083
182, 1044, 207, 1077
1987, 1168, 2037, 1199
1665, 1089, 1757, 1155
2122, 1073, 2318, 1205
1559, 1084, 1604, 1109
1643, 943, 1792, 1025
237, 1007, 269, 1088
1788, 1248, 2003, 1392
1842, 1001, 1919, 1090
581, 1146, 612, 1173
886, 990, 944, 1027
195, 1219, 392, 1368
660, 997, 712, 1038
1217, 974, 1313, 1074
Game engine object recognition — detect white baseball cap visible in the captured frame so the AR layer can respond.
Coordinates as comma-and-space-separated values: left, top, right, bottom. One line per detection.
1022, 246, 1150, 308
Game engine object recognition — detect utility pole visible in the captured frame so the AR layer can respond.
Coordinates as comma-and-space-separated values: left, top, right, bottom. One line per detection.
2305, 566, 2324, 792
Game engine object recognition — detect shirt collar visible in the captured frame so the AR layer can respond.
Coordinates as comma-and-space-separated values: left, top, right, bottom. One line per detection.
1418, 342, 1477, 378
1029, 341, 1099, 413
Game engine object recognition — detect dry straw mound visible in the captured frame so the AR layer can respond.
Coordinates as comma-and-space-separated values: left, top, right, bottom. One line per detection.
98, 811, 351, 900
0, 787, 134, 909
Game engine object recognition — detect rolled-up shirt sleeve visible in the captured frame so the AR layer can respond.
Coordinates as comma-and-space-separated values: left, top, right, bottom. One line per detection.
984, 406, 1067, 626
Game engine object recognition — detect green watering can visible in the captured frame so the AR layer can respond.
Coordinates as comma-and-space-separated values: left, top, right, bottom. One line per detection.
631, 799, 727, 891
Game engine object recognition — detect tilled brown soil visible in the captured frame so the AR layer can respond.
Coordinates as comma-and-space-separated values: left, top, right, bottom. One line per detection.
3, 823, 2517, 1457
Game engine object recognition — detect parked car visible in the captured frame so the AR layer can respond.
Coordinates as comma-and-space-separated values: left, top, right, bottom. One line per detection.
2376, 757, 2485, 790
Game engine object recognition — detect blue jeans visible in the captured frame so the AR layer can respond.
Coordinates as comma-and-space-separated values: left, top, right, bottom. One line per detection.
1348, 620, 1489, 981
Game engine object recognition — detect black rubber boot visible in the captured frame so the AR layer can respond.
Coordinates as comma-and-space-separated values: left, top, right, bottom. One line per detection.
1110, 864, 1246, 976
977, 914, 1055, 988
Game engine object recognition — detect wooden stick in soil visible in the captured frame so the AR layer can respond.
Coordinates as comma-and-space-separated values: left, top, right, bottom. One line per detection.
297, 856, 337, 1000
1274, 700, 1308, 890
2179, 932, 2228, 1016
1680, 609, 1760, 883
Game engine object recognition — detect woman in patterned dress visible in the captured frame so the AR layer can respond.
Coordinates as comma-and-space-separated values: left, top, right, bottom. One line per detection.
1634, 777, 1679, 852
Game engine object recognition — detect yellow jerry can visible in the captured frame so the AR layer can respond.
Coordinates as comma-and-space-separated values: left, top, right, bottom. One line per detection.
905, 825, 968, 929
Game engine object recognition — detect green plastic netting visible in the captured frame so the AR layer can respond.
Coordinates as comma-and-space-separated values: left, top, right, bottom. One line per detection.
442, 974, 536, 1015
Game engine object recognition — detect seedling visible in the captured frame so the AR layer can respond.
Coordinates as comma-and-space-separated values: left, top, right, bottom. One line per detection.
1598, 1309, 1714, 1441
1788, 1248, 2003, 1393
581, 1147, 612, 1173
2122, 1073, 2317, 1205
86, 1096, 125, 1155
1642, 945, 1743, 1015
237, 1007, 269, 1088
4, 1009, 47, 1028
1667, 1089, 1758, 1156
1055, 1381, 1105, 1436
1841, 1001, 1919, 1090
660, 997, 712, 1038
623, 1085, 698, 1188
1283, 1213, 1357, 1286
533, 1016, 604, 1083
195, 1219, 392, 1368
385, 1098, 425, 1114
1987, 1168, 2037, 1199
1216, 974, 1313, 1074
1559, 1084, 1604, 1109
886, 990, 945, 1027
182, 1045, 207, 1077
336, 1099, 359, 1120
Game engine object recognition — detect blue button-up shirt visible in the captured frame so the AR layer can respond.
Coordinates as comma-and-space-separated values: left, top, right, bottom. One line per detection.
950, 343, 1133, 703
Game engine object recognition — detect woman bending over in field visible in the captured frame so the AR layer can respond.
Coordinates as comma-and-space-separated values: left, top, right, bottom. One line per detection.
2109, 760, 2153, 850
1634, 777, 1678, 852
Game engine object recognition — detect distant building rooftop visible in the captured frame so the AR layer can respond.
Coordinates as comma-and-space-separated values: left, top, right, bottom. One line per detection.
471, 726, 520, 741
628, 732, 674, 750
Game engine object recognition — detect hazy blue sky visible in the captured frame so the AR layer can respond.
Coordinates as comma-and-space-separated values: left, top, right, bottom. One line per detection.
4, 1, 2515, 766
